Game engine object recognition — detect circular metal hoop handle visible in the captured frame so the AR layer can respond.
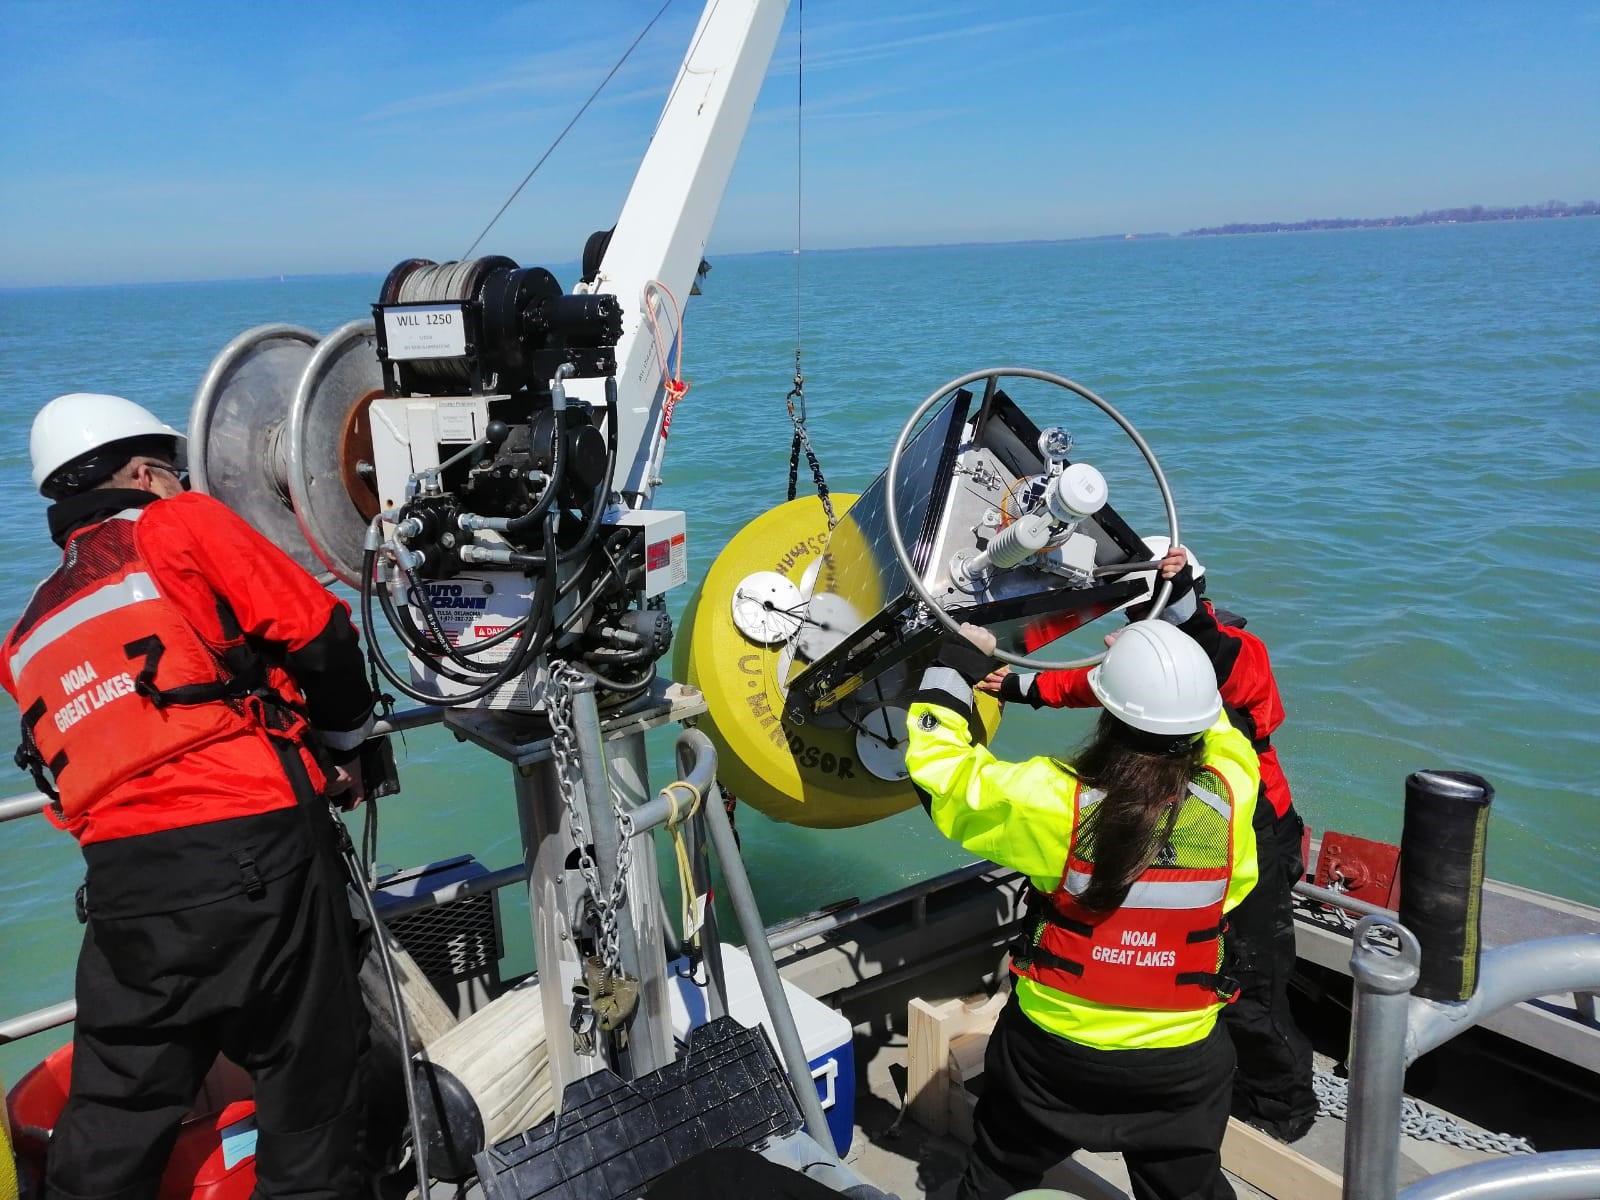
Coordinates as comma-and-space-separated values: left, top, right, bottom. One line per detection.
883, 367, 1179, 672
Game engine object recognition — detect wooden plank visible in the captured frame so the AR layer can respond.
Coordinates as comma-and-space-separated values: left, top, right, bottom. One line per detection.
907, 997, 963, 1135
907, 992, 1007, 1136
1221, 1117, 1343, 1200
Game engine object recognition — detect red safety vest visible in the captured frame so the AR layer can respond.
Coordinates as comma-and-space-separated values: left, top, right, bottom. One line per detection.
1014, 771, 1239, 1011
4, 509, 309, 835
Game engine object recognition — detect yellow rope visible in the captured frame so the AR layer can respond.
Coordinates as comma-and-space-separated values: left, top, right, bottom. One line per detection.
662, 780, 705, 948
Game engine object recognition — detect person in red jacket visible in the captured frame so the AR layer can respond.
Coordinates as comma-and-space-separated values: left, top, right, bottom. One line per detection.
2, 393, 380, 1199
980, 538, 1316, 1142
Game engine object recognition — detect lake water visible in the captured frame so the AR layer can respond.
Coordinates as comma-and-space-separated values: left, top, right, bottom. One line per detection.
2, 217, 1597, 1083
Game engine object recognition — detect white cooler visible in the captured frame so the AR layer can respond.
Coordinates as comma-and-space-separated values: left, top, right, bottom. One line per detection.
667, 943, 855, 1155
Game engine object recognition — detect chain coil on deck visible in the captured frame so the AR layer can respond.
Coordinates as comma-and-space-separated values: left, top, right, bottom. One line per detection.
1312, 1069, 1535, 1156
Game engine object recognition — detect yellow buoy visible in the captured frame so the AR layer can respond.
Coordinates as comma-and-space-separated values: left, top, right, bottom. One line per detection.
675, 494, 998, 828
1, 1074, 17, 1200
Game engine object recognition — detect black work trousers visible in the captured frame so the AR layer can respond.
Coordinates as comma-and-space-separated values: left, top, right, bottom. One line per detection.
956, 995, 1236, 1200
1220, 799, 1316, 1141
47, 805, 369, 1200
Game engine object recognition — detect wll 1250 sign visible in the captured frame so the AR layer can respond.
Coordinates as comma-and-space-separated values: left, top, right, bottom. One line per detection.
383, 303, 468, 359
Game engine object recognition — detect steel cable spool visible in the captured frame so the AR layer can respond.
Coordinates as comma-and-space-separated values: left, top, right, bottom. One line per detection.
387, 256, 519, 389
190, 324, 331, 580
286, 320, 386, 587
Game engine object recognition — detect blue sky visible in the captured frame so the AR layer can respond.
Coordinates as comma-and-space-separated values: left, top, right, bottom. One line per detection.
2, 1, 1596, 287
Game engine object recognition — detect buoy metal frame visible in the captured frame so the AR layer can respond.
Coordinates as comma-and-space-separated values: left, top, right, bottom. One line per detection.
883, 367, 1180, 673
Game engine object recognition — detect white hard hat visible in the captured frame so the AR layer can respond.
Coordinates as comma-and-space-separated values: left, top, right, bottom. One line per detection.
1087, 619, 1222, 736
30, 393, 187, 497
1115, 535, 1205, 613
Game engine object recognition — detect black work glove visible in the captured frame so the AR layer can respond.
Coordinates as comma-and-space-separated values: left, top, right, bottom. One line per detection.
934, 636, 995, 685
1157, 563, 1199, 625
998, 670, 1046, 708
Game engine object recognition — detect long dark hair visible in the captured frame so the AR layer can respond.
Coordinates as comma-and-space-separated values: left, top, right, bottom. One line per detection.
1067, 711, 1208, 912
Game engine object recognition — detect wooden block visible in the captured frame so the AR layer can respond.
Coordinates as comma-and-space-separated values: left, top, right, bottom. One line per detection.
1221, 1117, 1343, 1200
948, 1030, 988, 1086
907, 992, 1006, 1136
948, 1077, 979, 1146
907, 997, 963, 1135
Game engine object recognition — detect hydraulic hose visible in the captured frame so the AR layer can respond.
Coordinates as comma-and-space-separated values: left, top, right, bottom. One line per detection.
363, 550, 480, 701
388, 550, 555, 664
503, 369, 573, 537
360, 515, 558, 706
335, 825, 431, 1190
553, 380, 620, 572
395, 370, 585, 655
557, 533, 632, 628
395, 556, 539, 676
414, 378, 614, 647
373, 565, 510, 686
584, 661, 656, 694
376, 526, 554, 678
367, 582, 542, 707
556, 476, 614, 565
359, 372, 619, 705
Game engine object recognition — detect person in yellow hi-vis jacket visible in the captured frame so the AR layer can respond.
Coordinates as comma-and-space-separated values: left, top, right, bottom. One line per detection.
905, 620, 1260, 1200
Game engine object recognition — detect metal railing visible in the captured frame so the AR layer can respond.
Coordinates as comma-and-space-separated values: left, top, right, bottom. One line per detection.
1395, 1151, 1600, 1200
0, 705, 446, 825
0, 804, 1429, 1046
1344, 913, 1600, 1200
0, 812, 1400, 1047
1, 709, 451, 1042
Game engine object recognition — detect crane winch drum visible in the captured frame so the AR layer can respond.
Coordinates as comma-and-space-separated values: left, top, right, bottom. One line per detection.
189, 256, 686, 713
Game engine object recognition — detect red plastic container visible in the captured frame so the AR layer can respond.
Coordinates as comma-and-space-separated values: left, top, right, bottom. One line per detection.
5, 1044, 258, 1200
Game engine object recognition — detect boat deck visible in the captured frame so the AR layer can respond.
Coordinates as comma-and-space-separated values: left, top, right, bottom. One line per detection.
763, 861, 1599, 1199
839, 1040, 1508, 1200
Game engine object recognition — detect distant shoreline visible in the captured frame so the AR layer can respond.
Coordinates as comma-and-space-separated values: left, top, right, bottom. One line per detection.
769, 201, 1599, 257
1179, 199, 1597, 238
3, 204, 1595, 291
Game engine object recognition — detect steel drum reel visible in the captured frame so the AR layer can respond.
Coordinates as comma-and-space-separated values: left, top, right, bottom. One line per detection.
191, 321, 385, 589
287, 320, 385, 587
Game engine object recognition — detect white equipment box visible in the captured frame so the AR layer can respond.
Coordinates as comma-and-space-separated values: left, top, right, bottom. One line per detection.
667, 943, 855, 1155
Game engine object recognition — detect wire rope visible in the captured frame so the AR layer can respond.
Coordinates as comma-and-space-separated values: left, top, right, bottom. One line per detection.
794, 0, 804, 363
780, 3, 835, 527
463, 0, 678, 259
643, 279, 689, 418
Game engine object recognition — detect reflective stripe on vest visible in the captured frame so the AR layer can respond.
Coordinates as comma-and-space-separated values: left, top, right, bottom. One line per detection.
4, 512, 284, 833
1061, 873, 1229, 910
1014, 773, 1238, 1011
8, 572, 161, 676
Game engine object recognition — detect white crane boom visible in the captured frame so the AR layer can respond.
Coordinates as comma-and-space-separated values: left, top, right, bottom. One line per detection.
567, 0, 790, 504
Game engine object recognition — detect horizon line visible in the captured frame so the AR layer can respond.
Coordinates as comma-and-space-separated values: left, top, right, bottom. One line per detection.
3, 203, 1594, 293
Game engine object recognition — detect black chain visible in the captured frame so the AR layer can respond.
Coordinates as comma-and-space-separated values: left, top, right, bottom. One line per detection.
785, 351, 836, 528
